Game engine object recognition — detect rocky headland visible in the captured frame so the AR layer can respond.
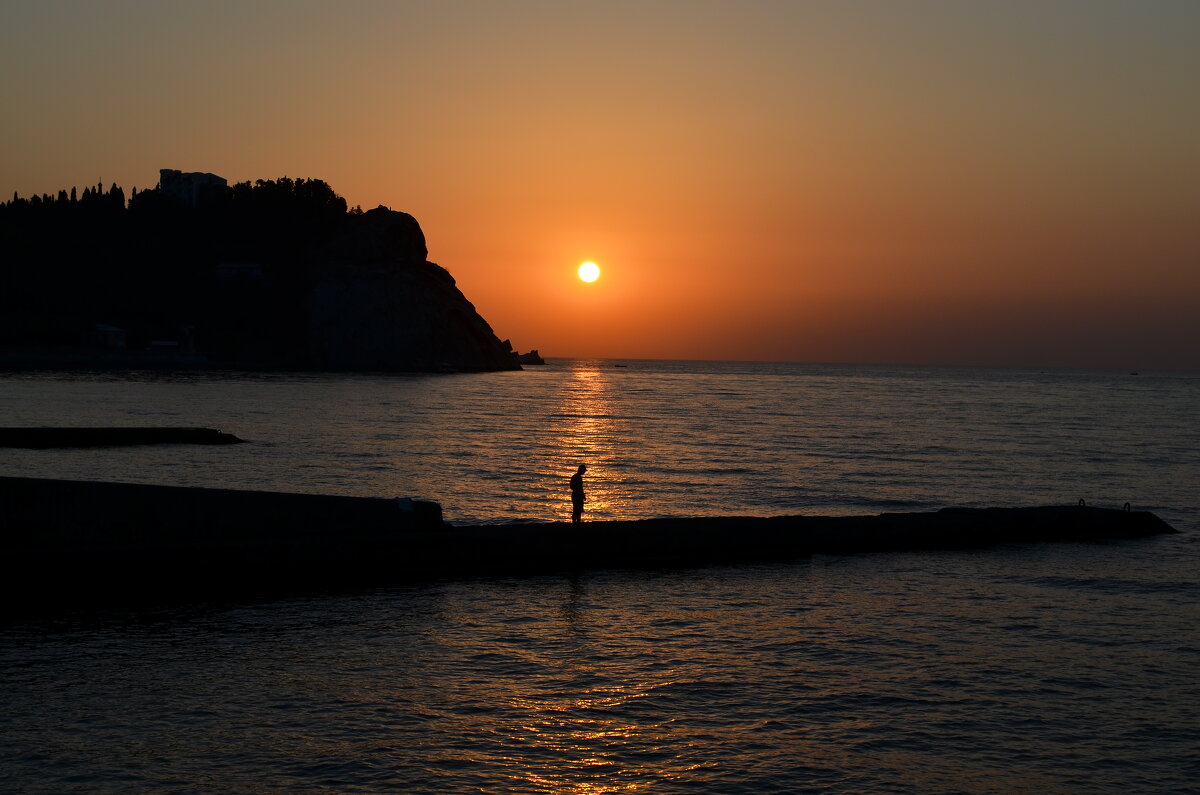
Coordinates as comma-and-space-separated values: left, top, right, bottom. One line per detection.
308, 208, 519, 371
0, 171, 527, 372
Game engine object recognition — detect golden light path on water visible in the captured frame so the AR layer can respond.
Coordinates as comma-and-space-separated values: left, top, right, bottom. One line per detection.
545, 362, 629, 521
513, 364, 688, 791
503, 685, 689, 793
490, 580, 713, 793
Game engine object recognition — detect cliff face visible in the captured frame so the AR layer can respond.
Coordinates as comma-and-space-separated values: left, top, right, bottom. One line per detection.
306, 208, 518, 372
308, 264, 515, 372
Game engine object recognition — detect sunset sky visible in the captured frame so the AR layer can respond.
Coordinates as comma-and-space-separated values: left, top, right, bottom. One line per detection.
3, 1, 1198, 368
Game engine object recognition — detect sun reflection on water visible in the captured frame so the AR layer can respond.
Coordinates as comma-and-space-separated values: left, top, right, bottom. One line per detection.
504, 685, 667, 793
546, 361, 627, 521
442, 577, 721, 792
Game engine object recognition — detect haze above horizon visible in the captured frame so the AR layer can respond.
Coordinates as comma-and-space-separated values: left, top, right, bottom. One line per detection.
3, 1, 1197, 369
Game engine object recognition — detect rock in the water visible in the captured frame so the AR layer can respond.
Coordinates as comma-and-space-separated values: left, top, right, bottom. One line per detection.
0, 427, 243, 448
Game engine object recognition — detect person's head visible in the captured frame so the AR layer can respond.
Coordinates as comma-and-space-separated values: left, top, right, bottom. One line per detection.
577, 464, 587, 473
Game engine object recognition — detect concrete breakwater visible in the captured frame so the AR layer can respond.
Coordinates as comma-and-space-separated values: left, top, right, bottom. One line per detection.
1, 476, 444, 542
1, 477, 1177, 608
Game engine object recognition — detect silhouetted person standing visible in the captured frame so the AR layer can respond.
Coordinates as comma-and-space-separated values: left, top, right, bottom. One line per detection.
570, 464, 587, 523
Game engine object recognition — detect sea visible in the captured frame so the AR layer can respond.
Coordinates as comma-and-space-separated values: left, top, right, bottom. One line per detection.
1, 359, 1197, 793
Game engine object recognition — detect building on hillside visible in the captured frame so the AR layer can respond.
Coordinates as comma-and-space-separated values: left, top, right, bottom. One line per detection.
159, 169, 227, 207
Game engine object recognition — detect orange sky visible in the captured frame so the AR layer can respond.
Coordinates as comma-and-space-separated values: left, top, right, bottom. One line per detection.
3, 1, 1198, 368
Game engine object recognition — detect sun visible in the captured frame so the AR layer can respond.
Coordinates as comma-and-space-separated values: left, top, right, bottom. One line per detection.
577, 261, 601, 282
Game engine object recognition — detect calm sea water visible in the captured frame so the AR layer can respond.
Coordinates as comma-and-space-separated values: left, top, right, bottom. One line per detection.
0, 360, 1197, 526
1, 360, 1198, 792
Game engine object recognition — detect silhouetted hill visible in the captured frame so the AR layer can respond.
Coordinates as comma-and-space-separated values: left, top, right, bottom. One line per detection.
0, 172, 519, 372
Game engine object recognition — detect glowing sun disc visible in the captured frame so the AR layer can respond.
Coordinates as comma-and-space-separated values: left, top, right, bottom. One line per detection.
578, 262, 601, 282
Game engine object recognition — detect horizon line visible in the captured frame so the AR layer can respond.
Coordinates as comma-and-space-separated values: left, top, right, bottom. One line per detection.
526, 356, 1197, 374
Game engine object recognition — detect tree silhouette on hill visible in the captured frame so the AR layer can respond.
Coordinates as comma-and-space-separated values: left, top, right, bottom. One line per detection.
0, 175, 358, 358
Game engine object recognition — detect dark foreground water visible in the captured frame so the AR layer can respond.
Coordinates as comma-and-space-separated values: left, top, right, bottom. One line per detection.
1, 361, 1198, 792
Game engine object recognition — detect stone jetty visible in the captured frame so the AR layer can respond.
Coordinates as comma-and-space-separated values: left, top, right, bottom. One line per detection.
0, 476, 1176, 610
